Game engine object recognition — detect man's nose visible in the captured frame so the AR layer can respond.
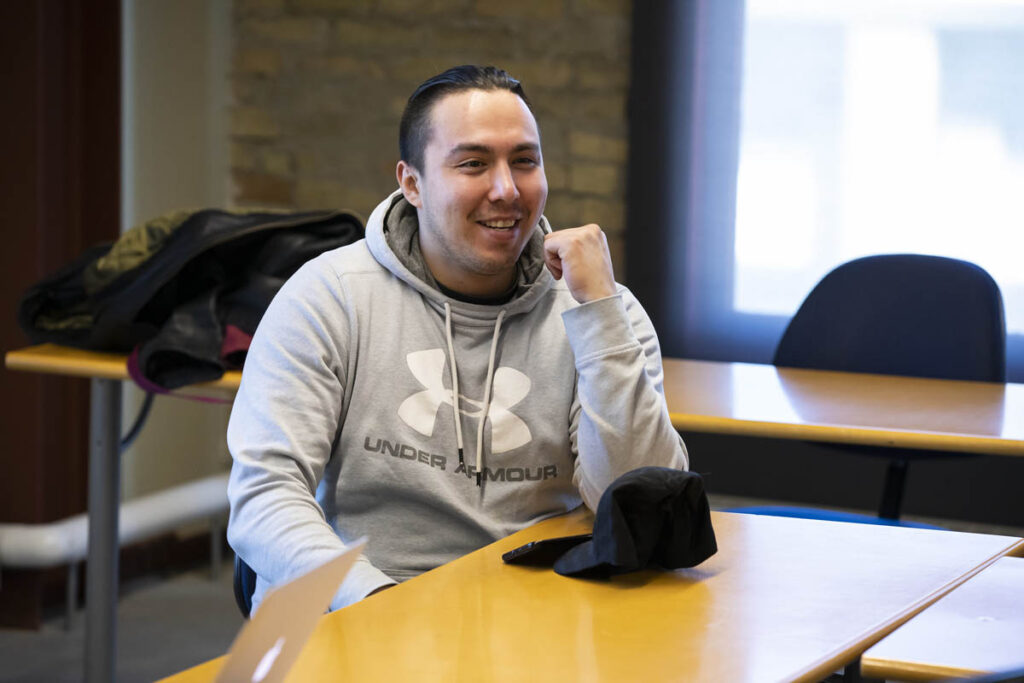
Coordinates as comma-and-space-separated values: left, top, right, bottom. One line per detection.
488, 163, 520, 203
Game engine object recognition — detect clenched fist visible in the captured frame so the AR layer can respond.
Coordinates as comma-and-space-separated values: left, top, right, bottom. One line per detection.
543, 224, 617, 303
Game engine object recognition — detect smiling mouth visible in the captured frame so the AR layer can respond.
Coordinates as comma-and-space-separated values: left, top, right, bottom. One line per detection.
478, 218, 520, 231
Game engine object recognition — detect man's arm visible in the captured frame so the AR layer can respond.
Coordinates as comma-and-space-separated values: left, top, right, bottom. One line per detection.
226, 259, 395, 611
544, 226, 689, 510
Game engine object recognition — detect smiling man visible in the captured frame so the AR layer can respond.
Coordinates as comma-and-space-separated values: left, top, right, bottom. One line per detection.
226, 65, 688, 613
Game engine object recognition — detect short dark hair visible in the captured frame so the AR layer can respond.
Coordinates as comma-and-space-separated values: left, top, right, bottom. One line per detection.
399, 65, 533, 173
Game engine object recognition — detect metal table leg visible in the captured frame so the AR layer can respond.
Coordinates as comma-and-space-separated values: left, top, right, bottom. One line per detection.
85, 378, 121, 683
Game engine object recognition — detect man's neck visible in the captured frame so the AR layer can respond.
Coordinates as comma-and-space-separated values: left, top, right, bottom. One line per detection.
433, 272, 518, 305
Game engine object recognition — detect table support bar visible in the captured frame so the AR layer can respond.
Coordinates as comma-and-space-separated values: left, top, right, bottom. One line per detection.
85, 378, 122, 683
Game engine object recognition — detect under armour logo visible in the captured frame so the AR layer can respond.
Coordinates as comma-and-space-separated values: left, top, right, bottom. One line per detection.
398, 349, 532, 453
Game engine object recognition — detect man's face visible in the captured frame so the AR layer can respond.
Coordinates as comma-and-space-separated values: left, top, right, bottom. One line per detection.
398, 89, 548, 297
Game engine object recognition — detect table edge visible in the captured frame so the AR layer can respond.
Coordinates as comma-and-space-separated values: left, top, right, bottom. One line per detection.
672, 414, 1024, 456
793, 537, 1024, 683
5, 344, 241, 392
860, 655, 984, 682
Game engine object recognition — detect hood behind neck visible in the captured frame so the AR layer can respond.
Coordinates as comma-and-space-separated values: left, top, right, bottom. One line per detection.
366, 190, 555, 320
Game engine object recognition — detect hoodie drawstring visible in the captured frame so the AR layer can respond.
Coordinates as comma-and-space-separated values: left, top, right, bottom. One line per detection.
442, 303, 507, 490
443, 302, 465, 474
475, 309, 506, 487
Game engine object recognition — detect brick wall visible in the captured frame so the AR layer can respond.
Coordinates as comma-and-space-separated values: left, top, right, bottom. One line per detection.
230, 0, 633, 273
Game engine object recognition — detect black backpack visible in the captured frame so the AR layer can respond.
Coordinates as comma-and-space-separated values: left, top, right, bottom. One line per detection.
19, 208, 364, 388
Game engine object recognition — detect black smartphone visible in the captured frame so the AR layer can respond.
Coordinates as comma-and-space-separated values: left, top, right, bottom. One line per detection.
501, 533, 593, 566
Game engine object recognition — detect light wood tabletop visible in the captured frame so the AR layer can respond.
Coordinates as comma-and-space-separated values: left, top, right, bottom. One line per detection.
159, 510, 1022, 683
8, 346, 1024, 456
663, 358, 1024, 456
4, 343, 241, 395
861, 555, 1024, 681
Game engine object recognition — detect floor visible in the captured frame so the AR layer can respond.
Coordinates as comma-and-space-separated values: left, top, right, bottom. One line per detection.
0, 563, 240, 683
1, 496, 1022, 682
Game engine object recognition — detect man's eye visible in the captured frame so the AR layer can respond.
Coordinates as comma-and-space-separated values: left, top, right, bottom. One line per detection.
459, 160, 485, 169
514, 157, 539, 167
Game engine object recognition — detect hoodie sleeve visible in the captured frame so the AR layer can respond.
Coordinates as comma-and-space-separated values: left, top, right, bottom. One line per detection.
561, 287, 689, 510
226, 257, 396, 611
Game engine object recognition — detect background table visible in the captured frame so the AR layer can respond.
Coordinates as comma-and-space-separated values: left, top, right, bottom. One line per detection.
662, 358, 1024, 456
4, 344, 239, 683
161, 509, 1022, 683
860, 555, 1024, 681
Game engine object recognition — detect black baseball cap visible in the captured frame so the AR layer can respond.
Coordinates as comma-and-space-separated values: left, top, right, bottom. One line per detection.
552, 466, 717, 578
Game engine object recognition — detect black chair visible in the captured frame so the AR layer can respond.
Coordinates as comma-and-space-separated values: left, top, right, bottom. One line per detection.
738, 254, 1005, 524
233, 554, 258, 618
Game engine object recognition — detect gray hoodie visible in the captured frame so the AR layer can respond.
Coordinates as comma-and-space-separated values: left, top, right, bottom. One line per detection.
227, 190, 688, 612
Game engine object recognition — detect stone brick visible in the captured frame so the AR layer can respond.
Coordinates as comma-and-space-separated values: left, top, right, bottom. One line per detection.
388, 95, 409, 120
569, 163, 619, 195
242, 17, 330, 46
294, 178, 342, 208
286, 106, 351, 138
229, 0, 632, 231
384, 57, 443, 84
262, 149, 294, 176
289, 0, 374, 13
234, 49, 281, 77
570, 0, 630, 16
334, 19, 421, 48
428, 27, 526, 55
580, 196, 625, 230
322, 55, 386, 79
236, 0, 286, 15
232, 107, 280, 138
578, 62, 630, 90
232, 77, 268, 106
535, 117, 568, 159
295, 127, 395, 176
544, 162, 569, 191
542, 192, 583, 229
569, 130, 627, 163
501, 60, 572, 89
571, 92, 628, 123
474, 0, 565, 20
376, 0, 471, 15
233, 170, 294, 205
335, 186, 390, 217
555, 15, 629, 58
295, 180, 384, 216
231, 142, 259, 170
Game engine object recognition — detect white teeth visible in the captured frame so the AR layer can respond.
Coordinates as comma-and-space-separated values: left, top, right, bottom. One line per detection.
481, 219, 516, 229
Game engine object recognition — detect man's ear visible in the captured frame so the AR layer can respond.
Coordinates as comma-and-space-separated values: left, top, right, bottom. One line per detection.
396, 160, 423, 209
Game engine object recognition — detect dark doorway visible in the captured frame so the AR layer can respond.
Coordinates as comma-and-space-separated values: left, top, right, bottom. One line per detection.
0, 0, 120, 628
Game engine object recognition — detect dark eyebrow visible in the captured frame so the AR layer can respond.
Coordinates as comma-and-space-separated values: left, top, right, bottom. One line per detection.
446, 143, 491, 159
444, 142, 541, 161
511, 142, 541, 154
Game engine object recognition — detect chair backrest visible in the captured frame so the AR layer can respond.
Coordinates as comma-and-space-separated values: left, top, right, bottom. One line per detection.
233, 554, 258, 618
774, 254, 1006, 382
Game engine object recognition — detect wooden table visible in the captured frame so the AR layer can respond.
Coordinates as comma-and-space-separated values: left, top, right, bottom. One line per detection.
662, 358, 1024, 456
159, 509, 1022, 683
4, 344, 238, 683
3, 342, 240, 390
7, 345, 1024, 682
860, 556, 1024, 681
12, 347, 1024, 456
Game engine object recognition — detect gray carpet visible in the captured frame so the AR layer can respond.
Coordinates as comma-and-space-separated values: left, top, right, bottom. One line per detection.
0, 562, 241, 683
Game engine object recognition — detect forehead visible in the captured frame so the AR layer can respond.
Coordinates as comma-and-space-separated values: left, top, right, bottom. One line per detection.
424, 89, 541, 154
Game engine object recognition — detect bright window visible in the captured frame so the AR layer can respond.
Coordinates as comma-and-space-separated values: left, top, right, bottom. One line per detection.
735, 0, 1024, 335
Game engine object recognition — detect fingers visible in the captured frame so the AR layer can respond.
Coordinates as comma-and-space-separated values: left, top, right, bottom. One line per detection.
542, 240, 563, 280
543, 224, 616, 303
